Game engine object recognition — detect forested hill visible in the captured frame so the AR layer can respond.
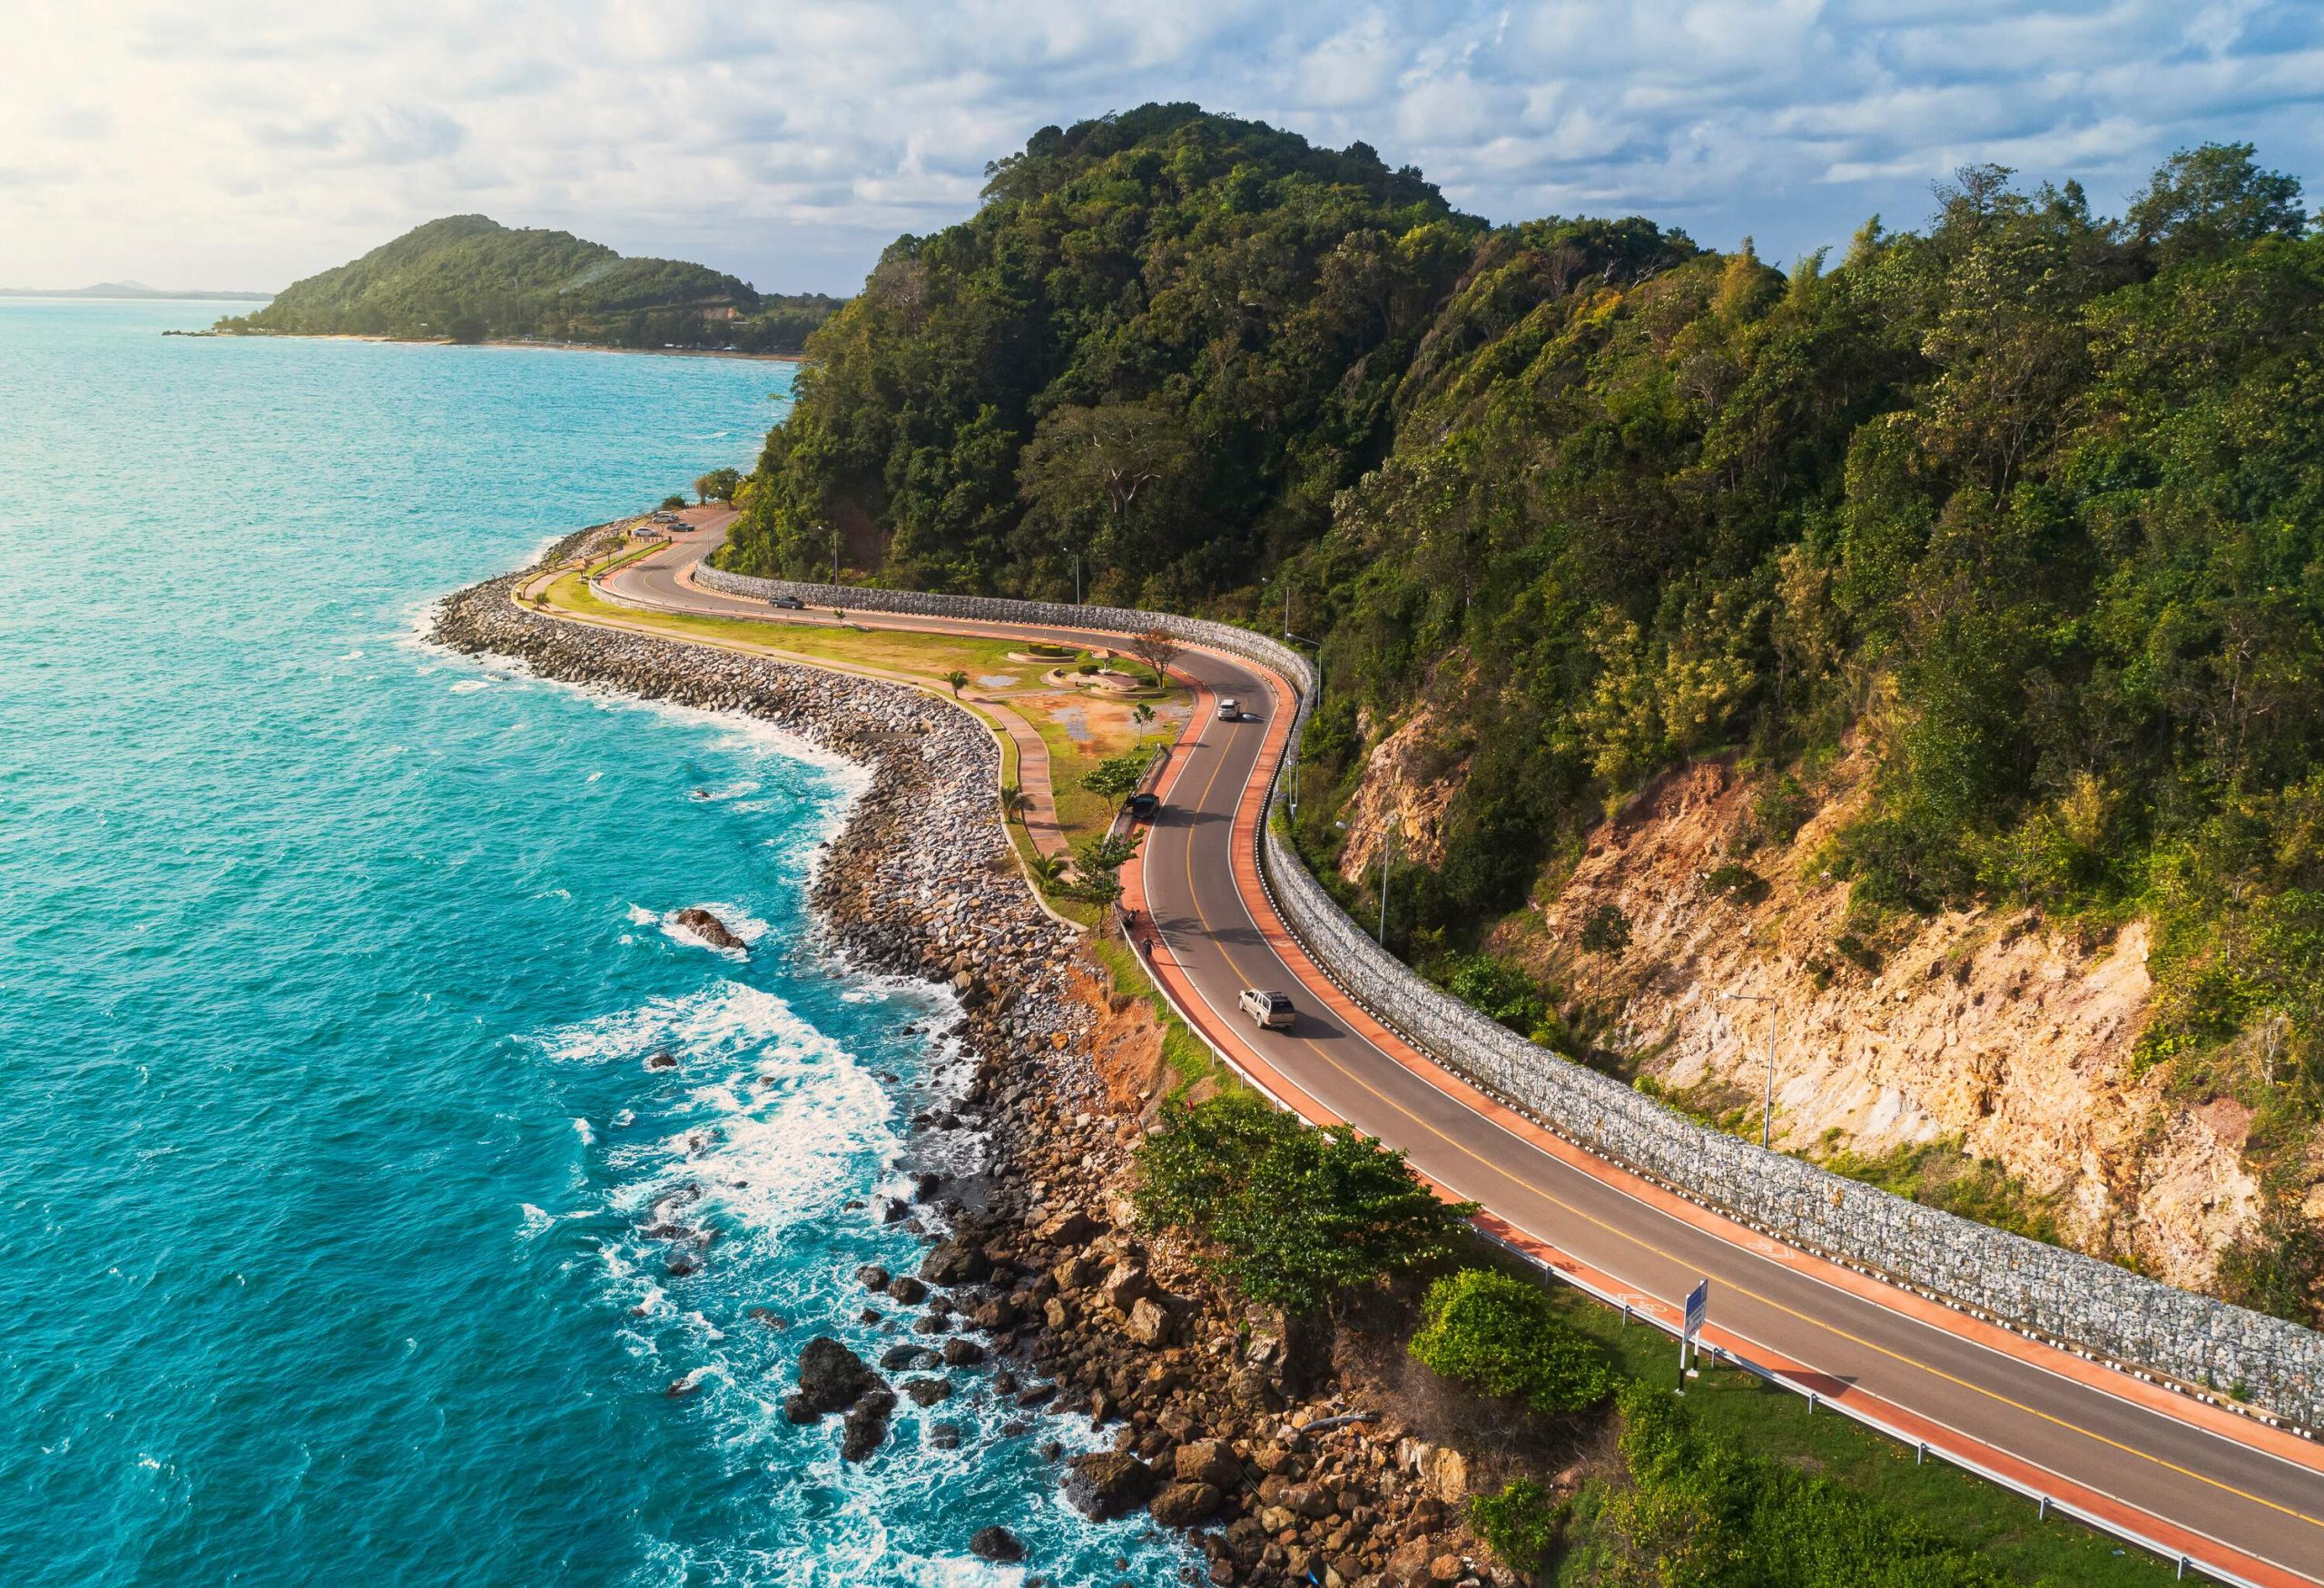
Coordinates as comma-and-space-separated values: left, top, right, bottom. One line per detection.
214, 215, 841, 352
724, 105, 2324, 1318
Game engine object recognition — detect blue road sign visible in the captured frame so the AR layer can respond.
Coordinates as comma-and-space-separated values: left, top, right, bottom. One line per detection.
1683, 1279, 1709, 1342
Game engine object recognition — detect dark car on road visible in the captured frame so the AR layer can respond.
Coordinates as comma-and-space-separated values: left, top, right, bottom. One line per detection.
1126, 792, 1161, 823
767, 595, 805, 609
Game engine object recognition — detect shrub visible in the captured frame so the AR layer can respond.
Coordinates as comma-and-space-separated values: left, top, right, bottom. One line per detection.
1427, 952, 1549, 1038
1469, 1479, 1564, 1573
1833, 932, 1882, 974
1081, 751, 1150, 806
1135, 1093, 1475, 1312
1751, 774, 1814, 847
1579, 902, 1632, 957
658, 494, 688, 510
1703, 863, 1769, 904
1409, 1268, 1617, 1414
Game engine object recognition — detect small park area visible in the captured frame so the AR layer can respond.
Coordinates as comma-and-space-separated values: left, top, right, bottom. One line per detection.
531, 539, 1190, 874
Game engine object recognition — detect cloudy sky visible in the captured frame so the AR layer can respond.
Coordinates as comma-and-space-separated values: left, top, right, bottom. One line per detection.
4, 1, 2319, 296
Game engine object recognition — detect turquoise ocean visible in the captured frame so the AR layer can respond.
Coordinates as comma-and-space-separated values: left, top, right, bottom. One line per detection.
0, 301, 1185, 1585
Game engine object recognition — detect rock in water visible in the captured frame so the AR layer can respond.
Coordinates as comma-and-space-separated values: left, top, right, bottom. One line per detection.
788, 1336, 881, 1421
968, 1525, 1024, 1563
840, 1387, 896, 1461
1061, 1452, 1157, 1520
673, 906, 747, 952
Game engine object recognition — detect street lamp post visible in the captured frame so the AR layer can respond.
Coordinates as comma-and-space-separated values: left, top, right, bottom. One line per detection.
1379, 826, 1395, 946
1720, 991, 1781, 1148
1334, 819, 1396, 947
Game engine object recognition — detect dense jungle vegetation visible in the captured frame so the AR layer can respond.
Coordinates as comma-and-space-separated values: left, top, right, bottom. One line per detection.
721, 104, 2324, 1320
216, 214, 841, 351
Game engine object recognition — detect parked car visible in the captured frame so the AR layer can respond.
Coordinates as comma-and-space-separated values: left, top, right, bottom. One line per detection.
768, 595, 805, 609
1216, 696, 1240, 720
1126, 792, 1160, 822
1238, 988, 1295, 1031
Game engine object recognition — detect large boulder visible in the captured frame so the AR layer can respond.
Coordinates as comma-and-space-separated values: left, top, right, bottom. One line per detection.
1098, 1262, 1156, 1314
840, 1387, 896, 1462
1175, 1438, 1242, 1489
968, 1525, 1025, 1563
920, 1238, 992, 1285
1062, 1452, 1157, 1521
787, 1336, 881, 1421
1036, 1208, 1102, 1247
673, 907, 747, 952
1125, 1295, 1176, 1348
1147, 1479, 1222, 1528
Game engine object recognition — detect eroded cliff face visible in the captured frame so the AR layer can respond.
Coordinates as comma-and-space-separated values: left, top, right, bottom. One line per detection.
1485, 757, 2265, 1291
1335, 702, 1468, 884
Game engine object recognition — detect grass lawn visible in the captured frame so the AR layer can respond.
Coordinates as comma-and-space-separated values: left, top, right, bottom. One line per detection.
1535, 1279, 2181, 1585
1036, 706, 1181, 844
543, 566, 1187, 853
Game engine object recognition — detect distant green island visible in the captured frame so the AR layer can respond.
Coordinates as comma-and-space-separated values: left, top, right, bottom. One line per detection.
211, 215, 840, 354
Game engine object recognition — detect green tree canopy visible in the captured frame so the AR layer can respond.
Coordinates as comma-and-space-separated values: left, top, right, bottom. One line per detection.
1080, 751, 1151, 806
1409, 1267, 1617, 1414
217, 214, 841, 351
1133, 1091, 1475, 1312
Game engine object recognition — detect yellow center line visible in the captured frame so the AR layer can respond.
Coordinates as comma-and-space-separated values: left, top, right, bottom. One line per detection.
1158, 667, 2324, 1544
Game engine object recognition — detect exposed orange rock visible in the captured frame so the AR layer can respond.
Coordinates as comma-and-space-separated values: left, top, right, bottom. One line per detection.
1067, 964, 1173, 1121
1491, 755, 2266, 1291
1338, 699, 1469, 882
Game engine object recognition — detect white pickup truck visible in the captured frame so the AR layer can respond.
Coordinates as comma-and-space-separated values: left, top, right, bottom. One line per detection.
1238, 988, 1295, 1031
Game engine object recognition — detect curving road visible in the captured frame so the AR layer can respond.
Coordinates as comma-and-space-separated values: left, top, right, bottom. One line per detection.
599, 520, 2324, 1587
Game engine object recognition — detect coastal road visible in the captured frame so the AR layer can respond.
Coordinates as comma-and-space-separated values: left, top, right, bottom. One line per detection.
599, 521, 2324, 1587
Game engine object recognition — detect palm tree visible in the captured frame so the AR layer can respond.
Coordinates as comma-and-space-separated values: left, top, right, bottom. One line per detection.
999, 783, 1029, 824
946, 668, 969, 697
1132, 703, 1156, 728
1027, 853, 1068, 891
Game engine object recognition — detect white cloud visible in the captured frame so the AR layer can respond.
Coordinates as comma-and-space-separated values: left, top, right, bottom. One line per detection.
0, 0, 2317, 295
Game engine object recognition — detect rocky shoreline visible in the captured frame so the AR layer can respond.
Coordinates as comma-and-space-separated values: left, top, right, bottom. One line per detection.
431, 530, 1499, 1588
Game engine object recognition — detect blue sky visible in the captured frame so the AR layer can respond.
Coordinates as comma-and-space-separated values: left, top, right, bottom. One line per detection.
4, 1, 2319, 295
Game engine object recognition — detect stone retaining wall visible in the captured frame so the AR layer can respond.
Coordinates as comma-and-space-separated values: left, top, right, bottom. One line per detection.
696, 563, 2324, 1430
